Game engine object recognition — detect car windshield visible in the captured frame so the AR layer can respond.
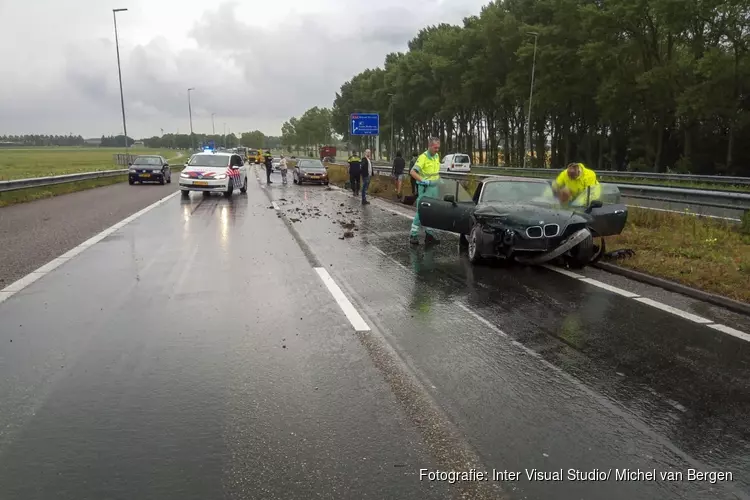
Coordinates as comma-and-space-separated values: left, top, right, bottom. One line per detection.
480, 180, 555, 204
188, 154, 229, 167
133, 157, 162, 165
299, 160, 325, 171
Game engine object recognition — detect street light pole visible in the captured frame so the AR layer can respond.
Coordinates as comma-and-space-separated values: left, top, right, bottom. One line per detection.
187, 87, 195, 150
223, 123, 226, 148
211, 113, 216, 135
112, 8, 129, 162
524, 31, 539, 169
388, 93, 395, 159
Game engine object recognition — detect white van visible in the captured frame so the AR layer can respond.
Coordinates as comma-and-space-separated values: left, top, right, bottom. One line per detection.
440, 153, 472, 172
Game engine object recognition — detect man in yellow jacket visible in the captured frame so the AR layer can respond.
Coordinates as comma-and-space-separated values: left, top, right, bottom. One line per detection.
409, 137, 442, 245
552, 162, 601, 206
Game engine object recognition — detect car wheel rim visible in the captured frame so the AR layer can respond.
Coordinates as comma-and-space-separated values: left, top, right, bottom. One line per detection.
469, 230, 477, 259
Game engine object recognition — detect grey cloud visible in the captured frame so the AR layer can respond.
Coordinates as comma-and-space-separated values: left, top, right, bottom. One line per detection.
0, 0, 486, 137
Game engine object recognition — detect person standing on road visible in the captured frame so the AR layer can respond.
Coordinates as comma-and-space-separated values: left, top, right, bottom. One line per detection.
409, 138, 442, 245
263, 150, 273, 184
391, 151, 406, 199
409, 152, 419, 195
360, 149, 374, 205
279, 154, 288, 185
347, 151, 361, 195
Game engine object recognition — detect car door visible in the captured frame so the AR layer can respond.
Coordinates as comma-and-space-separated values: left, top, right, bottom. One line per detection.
416, 179, 474, 234
234, 154, 247, 184
586, 203, 628, 236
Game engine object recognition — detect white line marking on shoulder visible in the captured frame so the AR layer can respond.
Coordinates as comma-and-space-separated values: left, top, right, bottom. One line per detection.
0, 190, 180, 300
542, 265, 584, 279
634, 297, 713, 324
314, 267, 371, 332
579, 278, 640, 298
708, 324, 750, 342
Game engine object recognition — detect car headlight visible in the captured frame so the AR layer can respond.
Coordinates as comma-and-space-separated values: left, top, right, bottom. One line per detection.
180, 172, 190, 178
216, 174, 227, 179
152, 169, 161, 173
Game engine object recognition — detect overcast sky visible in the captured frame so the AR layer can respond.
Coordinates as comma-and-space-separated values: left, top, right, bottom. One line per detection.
0, 0, 486, 139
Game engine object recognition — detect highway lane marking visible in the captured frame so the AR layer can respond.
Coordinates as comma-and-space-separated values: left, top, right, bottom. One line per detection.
329, 189, 750, 341
314, 268, 371, 332
0, 190, 181, 302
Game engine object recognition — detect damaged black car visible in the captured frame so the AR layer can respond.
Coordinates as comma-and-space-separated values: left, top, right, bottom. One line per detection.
416, 176, 628, 268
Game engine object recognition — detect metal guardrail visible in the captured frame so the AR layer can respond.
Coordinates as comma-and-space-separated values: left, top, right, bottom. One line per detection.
0, 161, 184, 194
358, 165, 750, 213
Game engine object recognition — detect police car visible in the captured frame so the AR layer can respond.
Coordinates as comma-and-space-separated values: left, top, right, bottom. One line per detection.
179, 150, 248, 198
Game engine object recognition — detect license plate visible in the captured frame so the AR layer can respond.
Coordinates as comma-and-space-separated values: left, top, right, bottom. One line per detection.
194, 181, 208, 186
140, 173, 151, 178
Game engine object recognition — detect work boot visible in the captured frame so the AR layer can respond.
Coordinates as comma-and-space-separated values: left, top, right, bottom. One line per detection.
425, 233, 440, 245
409, 235, 420, 245
362, 200, 370, 205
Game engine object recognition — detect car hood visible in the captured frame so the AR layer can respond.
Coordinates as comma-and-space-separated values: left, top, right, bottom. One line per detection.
182, 166, 228, 178
475, 201, 584, 226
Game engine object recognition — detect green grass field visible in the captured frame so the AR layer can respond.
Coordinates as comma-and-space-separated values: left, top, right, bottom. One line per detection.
0, 147, 181, 181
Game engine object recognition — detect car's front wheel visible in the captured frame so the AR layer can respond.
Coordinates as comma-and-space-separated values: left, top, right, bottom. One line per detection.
467, 224, 484, 265
225, 183, 233, 197
567, 233, 595, 268
240, 177, 248, 194
181, 189, 190, 198
129, 178, 135, 185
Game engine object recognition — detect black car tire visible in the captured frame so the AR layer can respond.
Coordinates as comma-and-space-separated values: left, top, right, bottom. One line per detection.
589, 230, 606, 263
240, 177, 248, 193
568, 233, 595, 268
129, 178, 135, 185
203, 191, 211, 197
459, 233, 469, 249
181, 190, 190, 198
324, 182, 329, 186
225, 184, 233, 197
159, 175, 165, 185
167, 171, 172, 184
467, 224, 484, 265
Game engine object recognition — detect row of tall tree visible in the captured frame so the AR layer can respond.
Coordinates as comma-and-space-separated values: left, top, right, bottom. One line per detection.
141, 131, 282, 150
327, 0, 750, 174
280, 107, 336, 154
0, 135, 87, 147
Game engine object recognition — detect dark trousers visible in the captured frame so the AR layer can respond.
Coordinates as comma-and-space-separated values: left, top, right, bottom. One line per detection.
350, 173, 360, 194
410, 175, 417, 194
265, 165, 272, 182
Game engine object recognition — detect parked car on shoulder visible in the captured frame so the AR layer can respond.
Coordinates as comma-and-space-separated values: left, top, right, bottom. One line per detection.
128, 155, 172, 185
440, 153, 472, 173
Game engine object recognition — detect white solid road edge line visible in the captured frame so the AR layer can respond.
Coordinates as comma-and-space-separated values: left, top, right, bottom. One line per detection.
314, 267, 371, 332
0, 190, 181, 300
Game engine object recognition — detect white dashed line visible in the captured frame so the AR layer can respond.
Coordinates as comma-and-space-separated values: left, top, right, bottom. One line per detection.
332, 189, 750, 341
0, 191, 180, 302
314, 267, 371, 332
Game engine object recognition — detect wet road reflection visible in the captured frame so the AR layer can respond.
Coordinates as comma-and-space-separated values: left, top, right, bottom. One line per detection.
264, 176, 750, 499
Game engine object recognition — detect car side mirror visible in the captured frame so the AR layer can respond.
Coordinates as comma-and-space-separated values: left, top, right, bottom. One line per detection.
127, 162, 132, 166
443, 194, 456, 205
164, 163, 169, 167
589, 200, 603, 209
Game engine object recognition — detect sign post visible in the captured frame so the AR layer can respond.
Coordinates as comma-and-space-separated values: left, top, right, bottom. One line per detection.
350, 113, 379, 160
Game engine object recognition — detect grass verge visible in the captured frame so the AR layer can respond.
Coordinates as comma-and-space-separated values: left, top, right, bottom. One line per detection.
323, 164, 750, 304
0, 175, 129, 207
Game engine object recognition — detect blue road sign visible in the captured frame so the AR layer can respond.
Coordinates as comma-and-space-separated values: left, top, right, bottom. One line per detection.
350, 113, 379, 136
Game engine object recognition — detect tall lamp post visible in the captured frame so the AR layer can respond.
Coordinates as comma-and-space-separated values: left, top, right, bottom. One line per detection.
112, 8, 129, 162
523, 31, 539, 169
211, 113, 216, 135
187, 87, 195, 150
388, 93, 395, 159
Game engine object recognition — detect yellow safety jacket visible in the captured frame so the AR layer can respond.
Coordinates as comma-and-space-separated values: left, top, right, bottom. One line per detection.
412, 150, 441, 181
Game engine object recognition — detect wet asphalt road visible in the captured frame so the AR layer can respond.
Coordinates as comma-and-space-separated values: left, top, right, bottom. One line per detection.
0, 166, 748, 500
0, 181, 179, 287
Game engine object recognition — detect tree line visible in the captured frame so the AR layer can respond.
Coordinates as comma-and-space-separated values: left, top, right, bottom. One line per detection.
314, 0, 749, 174
0, 134, 86, 147
280, 107, 337, 154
